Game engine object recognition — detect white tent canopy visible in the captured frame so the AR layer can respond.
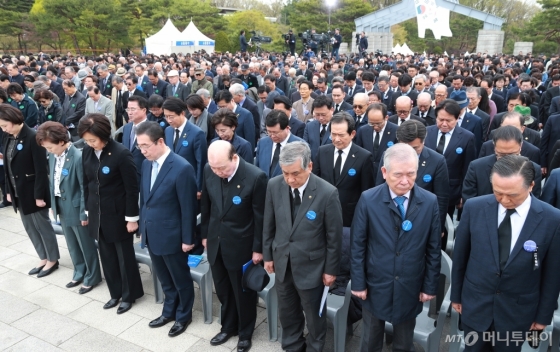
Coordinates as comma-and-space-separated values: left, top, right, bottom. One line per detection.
145, 19, 182, 55
392, 43, 401, 54
172, 21, 215, 54
400, 43, 414, 56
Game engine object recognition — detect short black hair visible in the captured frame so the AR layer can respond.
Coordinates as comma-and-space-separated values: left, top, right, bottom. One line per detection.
78, 113, 112, 142
361, 71, 375, 82
273, 95, 292, 110
6, 83, 24, 95
215, 90, 233, 104
265, 110, 289, 129
491, 155, 535, 189
147, 94, 164, 109
136, 120, 164, 143
365, 102, 388, 118
312, 95, 333, 110
162, 97, 187, 115
330, 111, 355, 134
211, 108, 238, 129
435, 99, 461, 120
398, 74, 413, 87
397, 120, 426, 143
128, 95, 148, 110
492, 125, 522, 145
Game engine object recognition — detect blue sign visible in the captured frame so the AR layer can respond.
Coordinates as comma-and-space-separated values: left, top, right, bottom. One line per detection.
176, 41, 195, 46
198, 41, 215, 46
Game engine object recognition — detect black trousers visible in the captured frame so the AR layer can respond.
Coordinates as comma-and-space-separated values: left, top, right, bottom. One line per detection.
462, 321, 525, 352
98, 228, 144, 302
211, 245, 257, 340
148, 247, 194, 323
361, 307, 416, 352
0, 166, 9, 205
276, 261, 326, 352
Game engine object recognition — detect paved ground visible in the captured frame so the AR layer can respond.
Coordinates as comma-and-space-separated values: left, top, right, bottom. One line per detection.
0, 204, 455, 352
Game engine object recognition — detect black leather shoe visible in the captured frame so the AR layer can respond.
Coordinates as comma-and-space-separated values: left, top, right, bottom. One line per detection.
149, 315, 174, 328
168, 319, 191, 337
117, 302, 133, 314
210, 332, 238, 346
103, 298, 120, 309
66, 281, 82, 288
0, 203, 7, 209
37, 261, 59, 278
28, 265, 45, 275
237, 339, 252, 352
78, 286, 94, 294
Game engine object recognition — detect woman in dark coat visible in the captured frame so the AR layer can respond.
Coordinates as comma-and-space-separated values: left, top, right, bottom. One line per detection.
210, 108, 253, 164
0, 104, 59, 276
34, 89, 63, 125
79, 113, 143, 314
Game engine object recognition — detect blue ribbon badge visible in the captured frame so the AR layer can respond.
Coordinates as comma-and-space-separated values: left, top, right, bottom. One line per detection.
456, 147, 463, 154
348, 168, 356, 176
159, 121, 165, 127
402, 220, 412, 232
232, 196, 241, 205
306, 211, 317, 221
423, 174, 432, 183
523, 240, 537, 252
61, 168, 69, 176
387, 141, 394, 147
182, 140, 189, 147
102, 166, 110, 174
16, 143, 23, 151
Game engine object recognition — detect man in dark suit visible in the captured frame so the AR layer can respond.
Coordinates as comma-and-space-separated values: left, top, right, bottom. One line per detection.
273, 95, 305, 139
452, 155, 560, 351
358, 31, 368, 54
540, 112, 560, 175
542, 168, 560, 208
479, 112, 541, 164
215, 90, 256, 150
355, 103, 398, 182
480, 77, 506, 114
351, 143, 441, 352
134, 64, 154, 97
389, 96, 426, 126
46, 76, 65, 102
123, 76, 147, 121
255, 110, 303, 179
201, 141, 268, 352
466, 87, 491, 141
331, 84, 352, 114
96, 64, 114, 98
425, 99, 476, 217
463, 126, 542, 206
162, 98, 207, 195
137, 122, 197, 337
147, 69, 169, 99
313, 112, 374, 227
412, 92, 437, 126
61, 79, 86, 141
165, 70, 190, 102
449, 90, 484, 153
375, 120, 450, 232
447, 75, 466, 96
274, 68, 290, 98
239, 30, 249, 53
314, 78, 331, 96
121, 96, 148, 183
303, 95, 333, 162
230, 83, 260, 144
343, 71, 364, 105
538, 76, 560, 127
488, 93, 526, 133
389, 74, 419, 113
348, 92, 369, 130
263, 141, 343, 352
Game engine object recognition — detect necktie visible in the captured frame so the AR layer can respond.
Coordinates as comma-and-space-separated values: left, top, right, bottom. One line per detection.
173, 128, 180, 150
320, 124, 327, 140
129, 125, 137, 150
334, 149, 343, 183
400, 119, 406, 125
150, 161, 159, 190
498, 209, 516, 270
270, 143, 281, 175
335, 104, 339, 113
173, 85, 177, 96
292, 188, 301, 223
436, 132, 446, 154
373, 131, 380, 155
221, 178, 229, 207
394, 196, 406, 220
348, 87, 353, 96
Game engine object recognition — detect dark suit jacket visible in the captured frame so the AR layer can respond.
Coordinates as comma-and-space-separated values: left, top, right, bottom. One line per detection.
388, 114, 426, 126
255, 133, 303, 178
451, 195, 560, 332
548, 96, 560, 117
355, 122, 398, 181
139, 75, 153, 97
2, 124, 50, 215
122, 122, 146, 183
82, 140, 139, 242
312, 143, 375, 227
492, 88, 507, 100
478, 139, 541, 165
472, 108, 491, 141
207, 100, 218, 114
289, 117, 305, 138
349, 111, 368, 130
333, 101, 352, 114
140, 152, 197, 255
165, 82, 190, 102
389, 90, 419, 114
276, 76, 290, 97
201, 158, 268, 270
542, 168, 560, 208
350, 184, 441, 325
98, 74, 114, 97
488, 111, 506, 134
211, 135, 253, 164
425, 126, 476, 204
165, 122, 207, 191
343, 85, 365, 105
541, 113, 560, 168
62, 92, 86, 127
240, 97, 261, 144
303, 120, 332, 162
262, 173, 343, 290
314, 87, 332, 96
459, 112, 483, 153
539, 86, 560, 125
376, 146, 449, 229
411, 106, 436, 126
463, 155, 542, 203
490, 93, 506, 114
549, 140, 560, 172
50, 80, 65, 102
380, 89, 393, 110
150, 79, 169, 99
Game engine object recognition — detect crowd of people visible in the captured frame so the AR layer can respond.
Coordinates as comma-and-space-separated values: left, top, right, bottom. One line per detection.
1, 46, 560, 352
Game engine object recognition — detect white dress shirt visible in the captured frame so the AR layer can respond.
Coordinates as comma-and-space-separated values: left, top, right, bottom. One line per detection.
498, 195, 532, 253
373, 124, 387, 145
437, 128, 455, 154
270, 132, 291, 163
333, 142, 353, 171
227, 156, 240, 182
291, 175, 310, 197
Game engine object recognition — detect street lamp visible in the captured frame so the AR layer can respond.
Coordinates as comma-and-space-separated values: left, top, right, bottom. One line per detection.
326, 0, 335, 31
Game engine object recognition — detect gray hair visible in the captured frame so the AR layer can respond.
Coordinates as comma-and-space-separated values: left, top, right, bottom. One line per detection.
37, 75, 49, 83
229, 83, 245, 96
97, 64, 108, 72
112, 76, 124, 84
383, 143, 418, 171
196, 89, 211, 99
466, 86, 481, 97
279, 141, 311, 170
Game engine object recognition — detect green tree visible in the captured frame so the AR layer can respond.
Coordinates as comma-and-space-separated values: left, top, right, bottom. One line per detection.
226, 10, 284, 52
524, 0, 560, 53
150, 0, 227, 37
215, 31, 233, 52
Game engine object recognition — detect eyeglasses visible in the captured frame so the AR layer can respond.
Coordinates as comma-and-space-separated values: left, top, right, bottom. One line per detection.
353, 105, 365, 109
266, 130, 284, 136
435, 94, 446, 98
126, 83, 134, 86
136, 142, 155, 151
414, 82, 424, 86
396, 110, 410, 115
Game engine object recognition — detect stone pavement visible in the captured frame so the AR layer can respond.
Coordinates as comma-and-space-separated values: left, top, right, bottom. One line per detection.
0, 205, 452, 352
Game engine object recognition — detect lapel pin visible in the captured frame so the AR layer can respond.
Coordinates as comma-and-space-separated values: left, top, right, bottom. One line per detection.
309, 195, 312, 199
237, 185, 240, 188
108, 152, 111, 155
422, 161, 426, 166
387, 131, 391, 134
352, 154, 355, 158
183, 134, 186, 138
67, 159, 70, 161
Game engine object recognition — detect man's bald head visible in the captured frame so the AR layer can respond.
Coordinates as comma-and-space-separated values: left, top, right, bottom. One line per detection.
353, 92, 368, 105
435, 85, 447, 95
417, 92, 432, 105
501, 112, 524, 131
395, 96, 412, 111
207, 140, 238, 178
